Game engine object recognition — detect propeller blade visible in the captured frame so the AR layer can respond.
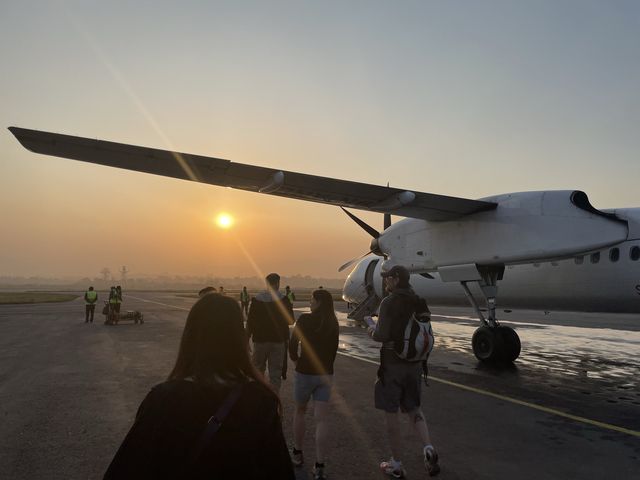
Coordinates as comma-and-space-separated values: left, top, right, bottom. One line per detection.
383, 183, 391, 229
338, 250, 373, 272
384, 213, 391, 230
340, 207, 380, 239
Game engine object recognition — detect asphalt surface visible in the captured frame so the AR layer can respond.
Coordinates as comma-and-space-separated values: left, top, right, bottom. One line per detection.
0, 292, 638, 479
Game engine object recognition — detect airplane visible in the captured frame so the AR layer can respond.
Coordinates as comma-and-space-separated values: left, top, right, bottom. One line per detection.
9, 126, 640, 363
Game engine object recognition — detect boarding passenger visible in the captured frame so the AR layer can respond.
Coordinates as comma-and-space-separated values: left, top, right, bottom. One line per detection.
84, 286, 98, 323
219, 286, 225, 295
288, 289, 339, 480
104, 294, 295, 479
369, 265, 440, 477
198, 286, 216, 297
246, 273, 294, 392
240, 286, 250, 316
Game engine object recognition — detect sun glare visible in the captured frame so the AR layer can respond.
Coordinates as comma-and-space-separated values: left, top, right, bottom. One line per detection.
215, 213, 234, 229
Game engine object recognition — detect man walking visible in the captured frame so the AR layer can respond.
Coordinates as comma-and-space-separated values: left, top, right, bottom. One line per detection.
240, 286, 250, 316
247, 273, 294, 392
369, 265, 440, 477
84, 286, 98, 323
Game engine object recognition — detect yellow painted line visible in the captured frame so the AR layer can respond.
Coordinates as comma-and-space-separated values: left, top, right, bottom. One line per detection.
337, 351, 640, 439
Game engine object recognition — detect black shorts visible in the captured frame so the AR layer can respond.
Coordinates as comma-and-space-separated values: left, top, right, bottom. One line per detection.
374, 361, 423, 413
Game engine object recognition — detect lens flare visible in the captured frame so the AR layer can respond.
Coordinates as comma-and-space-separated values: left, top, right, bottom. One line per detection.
216, 213, 234, 229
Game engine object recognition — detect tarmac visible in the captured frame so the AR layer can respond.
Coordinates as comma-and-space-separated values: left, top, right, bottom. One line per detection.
0, 292, 639, 479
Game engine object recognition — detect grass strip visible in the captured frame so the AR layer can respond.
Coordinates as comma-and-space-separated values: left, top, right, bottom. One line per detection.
0, 292, 79, 305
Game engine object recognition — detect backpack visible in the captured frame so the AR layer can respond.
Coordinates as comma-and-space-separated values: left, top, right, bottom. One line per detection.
393, 310, 434, 362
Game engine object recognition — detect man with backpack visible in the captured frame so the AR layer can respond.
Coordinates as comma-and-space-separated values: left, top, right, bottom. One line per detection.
246, 273, 295, 392
368, 265, 440, 478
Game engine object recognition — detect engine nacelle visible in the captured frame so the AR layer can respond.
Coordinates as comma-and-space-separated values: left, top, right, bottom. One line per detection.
377, 190, 628, 273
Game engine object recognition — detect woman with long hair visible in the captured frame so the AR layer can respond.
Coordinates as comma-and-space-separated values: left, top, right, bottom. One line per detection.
104, 294, 295, 479
288, 289, 340, 480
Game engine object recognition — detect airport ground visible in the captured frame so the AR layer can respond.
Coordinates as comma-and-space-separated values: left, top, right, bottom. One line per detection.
0, 292, 638, 479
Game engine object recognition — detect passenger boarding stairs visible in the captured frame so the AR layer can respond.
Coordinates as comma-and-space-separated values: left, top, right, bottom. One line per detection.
347, 292, 381, 325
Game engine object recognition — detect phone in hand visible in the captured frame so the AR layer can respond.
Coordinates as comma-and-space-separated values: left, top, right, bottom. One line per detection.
364, 315, 376, 328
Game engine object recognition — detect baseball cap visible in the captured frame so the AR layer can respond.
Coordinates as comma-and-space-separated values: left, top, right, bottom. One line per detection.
380, 265, 410, 282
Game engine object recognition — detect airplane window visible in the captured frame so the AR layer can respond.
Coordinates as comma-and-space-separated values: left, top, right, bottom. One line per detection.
609, 248, 619, 262
574, 256, 584, 265
551, 262, 559, 266
533, 263, 540, 267
631, 246, 640, 261
590, 252, 600, 264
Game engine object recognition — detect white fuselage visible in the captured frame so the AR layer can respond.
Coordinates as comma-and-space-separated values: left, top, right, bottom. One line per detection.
344, 240, 640, 314
344, 199, 640, 315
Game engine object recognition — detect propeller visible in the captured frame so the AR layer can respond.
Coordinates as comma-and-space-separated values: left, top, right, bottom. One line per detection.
338, 207, 390, 272
337, 205, 435, 278
338, 251, 376, 273
384, 183, 392, 230
340, 207, 380, 239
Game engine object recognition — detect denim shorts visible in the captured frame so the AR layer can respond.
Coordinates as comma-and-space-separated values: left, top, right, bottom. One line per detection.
294, 372, 333, 404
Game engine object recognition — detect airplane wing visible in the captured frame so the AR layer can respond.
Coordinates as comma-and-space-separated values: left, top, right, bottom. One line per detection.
9, 127, 496, 221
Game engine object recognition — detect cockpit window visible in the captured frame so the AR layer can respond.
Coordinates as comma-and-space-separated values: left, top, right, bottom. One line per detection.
574, 256, 584, 265
609, 248, 619, 262
631, 246, 640, 261
590, 252, 600, 264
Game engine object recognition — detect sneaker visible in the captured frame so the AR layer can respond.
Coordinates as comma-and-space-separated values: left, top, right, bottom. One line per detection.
313, 464, 326, 480
291, 449, 304, 467
380, 459, 406, 478
423, 446, 440, 476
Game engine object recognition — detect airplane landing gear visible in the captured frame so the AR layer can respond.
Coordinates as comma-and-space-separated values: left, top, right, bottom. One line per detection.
459, 266, 521, 363
471, 325, 521, 362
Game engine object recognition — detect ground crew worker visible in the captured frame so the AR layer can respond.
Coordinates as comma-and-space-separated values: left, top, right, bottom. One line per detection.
114, 286, 123, 323
108, 286, 118, 325
285, 285, 296, 304
240, 286, 250, 316
84, 286, 98, 323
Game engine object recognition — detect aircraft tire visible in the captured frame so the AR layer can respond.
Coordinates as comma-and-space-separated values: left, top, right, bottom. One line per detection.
472, 326, 503, 362
497, 326, 521, 362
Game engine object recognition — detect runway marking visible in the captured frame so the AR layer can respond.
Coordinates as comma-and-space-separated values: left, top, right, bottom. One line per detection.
127, 295, 640, 439
337, 351, 640, 439
126, 295, 190, 311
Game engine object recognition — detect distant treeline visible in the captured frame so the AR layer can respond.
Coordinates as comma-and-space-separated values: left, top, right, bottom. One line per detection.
0, 274, 346, 291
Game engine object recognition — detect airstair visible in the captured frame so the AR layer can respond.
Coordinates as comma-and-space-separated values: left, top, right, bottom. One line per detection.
347, 292, 381, 325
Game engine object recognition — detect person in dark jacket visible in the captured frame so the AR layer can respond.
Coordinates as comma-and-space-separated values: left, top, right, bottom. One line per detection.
104, 293, 295, 480
288, 289, 339, 480
246, 273, 294, 392
369, 265, 440, 478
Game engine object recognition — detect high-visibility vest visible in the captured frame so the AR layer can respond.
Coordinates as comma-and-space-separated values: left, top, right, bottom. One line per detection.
240, 290, 249, 302
109, 291, 118, 304
287, 291, 295, 303
85, 290, 97, 304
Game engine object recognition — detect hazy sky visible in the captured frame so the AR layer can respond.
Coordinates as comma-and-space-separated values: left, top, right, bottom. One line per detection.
1, 1, 639, 278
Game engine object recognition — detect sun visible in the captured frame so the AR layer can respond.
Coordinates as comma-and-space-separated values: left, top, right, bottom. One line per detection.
215, 213, 234, 229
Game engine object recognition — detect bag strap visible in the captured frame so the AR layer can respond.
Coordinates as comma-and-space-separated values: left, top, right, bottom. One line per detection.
188, 383, 244, 464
